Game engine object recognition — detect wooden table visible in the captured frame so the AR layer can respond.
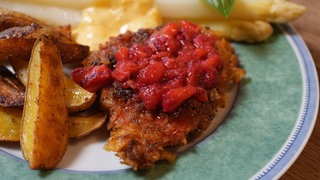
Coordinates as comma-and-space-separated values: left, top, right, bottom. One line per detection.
281, 0, 320, 179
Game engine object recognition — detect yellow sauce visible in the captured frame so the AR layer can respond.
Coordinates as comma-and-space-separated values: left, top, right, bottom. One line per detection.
73, 0, 163, 50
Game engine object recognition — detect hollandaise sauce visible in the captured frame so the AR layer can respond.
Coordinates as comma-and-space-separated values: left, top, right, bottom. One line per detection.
73, 0, 162, 50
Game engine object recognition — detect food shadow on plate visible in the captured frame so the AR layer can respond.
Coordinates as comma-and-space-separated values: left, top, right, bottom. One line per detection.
57, 127, 109, 168
0, 141, 20, 150
134, 161, 176, 179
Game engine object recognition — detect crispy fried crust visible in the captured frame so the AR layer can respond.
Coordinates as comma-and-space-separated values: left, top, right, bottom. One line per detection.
87, 27, 245, 170
101, 86, 219, 169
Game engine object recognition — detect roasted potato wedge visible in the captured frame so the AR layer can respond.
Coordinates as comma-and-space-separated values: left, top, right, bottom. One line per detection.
0, 23, 42, 39
0, 38, 35, 61
56, 41, 90, 63
0, 7, 47, 31
0, 107, 22, 141
0, 38, 89, 63
0, 14, 89, 64
0, 65, 25, 107
9, 58, 28, 86
0, 108, 105, 142
0, 7, 76, 43
10, 58, 96, 112
69, 112, 106, 139
64, 76, 97, 112
0, 23, 75, 43
20, 36, 68, 169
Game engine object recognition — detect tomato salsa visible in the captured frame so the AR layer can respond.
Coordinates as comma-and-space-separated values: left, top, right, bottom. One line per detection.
72, 21, 223, 112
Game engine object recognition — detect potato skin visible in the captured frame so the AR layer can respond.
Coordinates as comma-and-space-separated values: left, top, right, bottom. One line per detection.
0, 38, 89, 63
0, 7, 46, 31
0, 65, 25, 107
20, 36, 68, 169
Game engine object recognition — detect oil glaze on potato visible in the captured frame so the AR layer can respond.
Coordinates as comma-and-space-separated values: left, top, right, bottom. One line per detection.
68, 112, 106, 139
20, 36, 68, 169
10, 58, 96, 113
64, 76, 97, 112
0, 107, 22, 142
0, 108, 105, 142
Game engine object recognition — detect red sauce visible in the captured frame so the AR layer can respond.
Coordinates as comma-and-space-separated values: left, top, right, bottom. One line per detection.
72, 64, 112, 93
72, 21, 223, 112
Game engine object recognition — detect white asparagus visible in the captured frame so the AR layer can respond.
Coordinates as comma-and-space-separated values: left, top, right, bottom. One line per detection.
165, 18, 273, 43
5, 0, 306, 23
199, 20, 274, 43
0, 0, 305, 42
4, 0, 92, 9
156, 0, 306, 23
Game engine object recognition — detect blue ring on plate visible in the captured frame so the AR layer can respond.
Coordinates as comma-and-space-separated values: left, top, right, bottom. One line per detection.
253, 24, 319, 179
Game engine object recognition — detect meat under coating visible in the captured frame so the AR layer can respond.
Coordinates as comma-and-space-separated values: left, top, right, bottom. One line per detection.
100, 85, 220, 170
83, 23, 245, 170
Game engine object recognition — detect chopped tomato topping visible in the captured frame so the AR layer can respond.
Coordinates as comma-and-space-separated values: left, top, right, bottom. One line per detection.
71, 64, 112, 92
72, 21, 223, 112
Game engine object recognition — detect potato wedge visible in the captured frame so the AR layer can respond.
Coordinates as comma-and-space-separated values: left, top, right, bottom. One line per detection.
0, 9, 89, 63
10, 58, 96, 112
9, 58, 28, 86
57, 42, 90, 63
0, 65, 25, 107
69, 112, 106, 139
64, 76, 97, 112
0, 7, 47, 31
0, 38, 35, 61
0, 23, 41, 39
0, 23, 76, 43
0, 107, 22, 141
0, 108, 105, 142
9, 58, 28, 85
0, 38, 89, 63
20, 36, 68, 169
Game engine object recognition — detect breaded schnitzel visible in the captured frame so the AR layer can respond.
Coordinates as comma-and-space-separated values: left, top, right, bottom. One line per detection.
72, 21, 245, 170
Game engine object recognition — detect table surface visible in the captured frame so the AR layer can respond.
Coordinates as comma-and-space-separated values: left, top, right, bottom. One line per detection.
281, 0, 320, 179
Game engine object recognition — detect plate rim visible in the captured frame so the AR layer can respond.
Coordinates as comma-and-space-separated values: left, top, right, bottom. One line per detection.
251, 24, 319, 179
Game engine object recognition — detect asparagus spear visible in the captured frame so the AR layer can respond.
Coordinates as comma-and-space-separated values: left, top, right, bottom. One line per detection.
200, 20, 274, 43
165, 18, 273, 42
156, 0, 306, 23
